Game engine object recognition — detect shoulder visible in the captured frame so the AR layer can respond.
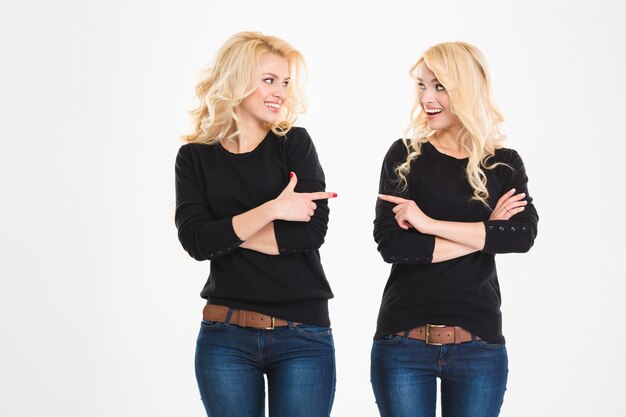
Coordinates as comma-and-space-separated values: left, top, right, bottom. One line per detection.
285, 126, 310, 139
490, 147, 530, 185
492, 147, 526, 169
277, 126, 316, 154
384, 138, 411, 162
177, 142, 215, 157
282, 126, 313, 145
175, 142, 216, 169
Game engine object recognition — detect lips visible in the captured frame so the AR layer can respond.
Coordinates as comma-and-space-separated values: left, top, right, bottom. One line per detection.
424, 107, 442, 119
265, 101, 281, 113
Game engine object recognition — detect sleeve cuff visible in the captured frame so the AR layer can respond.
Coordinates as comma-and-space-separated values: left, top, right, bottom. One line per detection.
199, 216, 243, 260
273, 220, 319, 254
382, 232, 436, 264
482, 220, 531, 254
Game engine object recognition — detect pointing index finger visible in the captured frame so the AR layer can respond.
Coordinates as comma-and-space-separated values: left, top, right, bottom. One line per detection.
378, 194, 408, 204
305, 191, 338, 201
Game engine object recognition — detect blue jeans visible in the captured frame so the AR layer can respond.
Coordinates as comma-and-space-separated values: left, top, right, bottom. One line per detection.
371, 334, 508, 417
195, 316, 336, 417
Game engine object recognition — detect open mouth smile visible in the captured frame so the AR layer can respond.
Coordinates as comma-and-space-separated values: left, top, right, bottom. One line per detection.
424, 107, 442, 119
265, 102, 281, 112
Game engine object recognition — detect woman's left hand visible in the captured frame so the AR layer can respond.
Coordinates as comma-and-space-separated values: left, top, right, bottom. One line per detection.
378, 194, 435, 233
489, 188, 527, 221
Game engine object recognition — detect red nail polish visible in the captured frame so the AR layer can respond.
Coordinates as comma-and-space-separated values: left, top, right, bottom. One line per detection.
289, 172, 294, 178
332, 193, 338, 197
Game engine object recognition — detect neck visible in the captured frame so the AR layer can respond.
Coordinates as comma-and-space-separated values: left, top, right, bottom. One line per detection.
430, 127, 470, 158
223, 114, 269, 154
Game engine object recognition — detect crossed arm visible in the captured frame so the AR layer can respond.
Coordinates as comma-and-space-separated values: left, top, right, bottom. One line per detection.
378, 189, 527, 263
234, 172, 337, 255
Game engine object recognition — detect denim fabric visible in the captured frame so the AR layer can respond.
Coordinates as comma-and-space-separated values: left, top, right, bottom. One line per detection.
371, 334, 508, 417
195, 317, 335, 417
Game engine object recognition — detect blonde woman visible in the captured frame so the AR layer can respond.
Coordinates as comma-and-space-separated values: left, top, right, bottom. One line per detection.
371, 42, 538, 417
175, 32, 337, 417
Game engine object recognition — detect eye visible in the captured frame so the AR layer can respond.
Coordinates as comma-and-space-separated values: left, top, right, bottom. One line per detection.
263, 78, 274, 84
281, 80, 290, 87
417, 83, 426, 90
436, 84, 446, 91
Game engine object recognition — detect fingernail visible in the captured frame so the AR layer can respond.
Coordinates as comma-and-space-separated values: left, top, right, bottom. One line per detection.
289, 172, 294, 178
332, 193, 338, 197
510, 188, 516, 193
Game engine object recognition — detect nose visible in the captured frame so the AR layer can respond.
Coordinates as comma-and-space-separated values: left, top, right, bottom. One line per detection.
273, 84, 286, 100
421, 88, 436, 105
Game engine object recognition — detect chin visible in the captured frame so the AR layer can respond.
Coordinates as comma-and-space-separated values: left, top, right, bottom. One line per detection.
267, 114, 283, 124
428, 120, 454, 131
251, 113, 278, 126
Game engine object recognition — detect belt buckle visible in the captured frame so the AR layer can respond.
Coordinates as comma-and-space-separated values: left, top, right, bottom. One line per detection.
425, 324, 446, 345
264, 316, 276, 330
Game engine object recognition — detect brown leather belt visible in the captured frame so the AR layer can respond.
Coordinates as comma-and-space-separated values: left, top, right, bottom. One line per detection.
396, 324, 479, 345
203, 304, 291, 330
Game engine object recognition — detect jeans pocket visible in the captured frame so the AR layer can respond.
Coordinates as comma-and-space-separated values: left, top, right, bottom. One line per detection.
294, 324, 332, 337
200, 319, 223, 329
477, 339, 505, 349
374, 333, 402, 344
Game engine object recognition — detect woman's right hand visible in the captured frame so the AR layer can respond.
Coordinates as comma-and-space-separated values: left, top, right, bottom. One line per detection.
272, 172, 337, 222
489, 188, 527, 220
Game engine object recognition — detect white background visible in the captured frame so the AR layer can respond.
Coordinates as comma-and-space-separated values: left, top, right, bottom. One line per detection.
1, 1, 625, 416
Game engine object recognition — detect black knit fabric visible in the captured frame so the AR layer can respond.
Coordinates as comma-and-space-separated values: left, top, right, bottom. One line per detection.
373, 139, 538, 342
175, 127, 333, 326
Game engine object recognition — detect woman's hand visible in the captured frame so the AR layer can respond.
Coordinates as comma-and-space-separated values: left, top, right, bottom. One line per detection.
489, 188, 527, 220
378, 194, 435, 234
273, 172, 337, 222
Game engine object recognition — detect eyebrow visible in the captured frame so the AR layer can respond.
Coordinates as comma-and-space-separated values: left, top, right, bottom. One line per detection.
416, 77, 439, 83
262, 72, 290, 80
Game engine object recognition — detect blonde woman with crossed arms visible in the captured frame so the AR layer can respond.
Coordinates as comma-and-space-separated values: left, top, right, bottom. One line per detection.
371, 42, 539, 417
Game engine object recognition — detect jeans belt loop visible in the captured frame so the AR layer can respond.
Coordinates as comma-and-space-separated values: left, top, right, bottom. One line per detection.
224, 308, 234, 325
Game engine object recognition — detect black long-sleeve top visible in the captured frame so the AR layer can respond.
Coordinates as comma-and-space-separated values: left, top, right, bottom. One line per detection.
373, 139, 539, 343
175, 127, 333, 326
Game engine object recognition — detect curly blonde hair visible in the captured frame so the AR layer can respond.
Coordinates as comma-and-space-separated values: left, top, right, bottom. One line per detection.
397, 42, 508, 206
182, 32, 306, 144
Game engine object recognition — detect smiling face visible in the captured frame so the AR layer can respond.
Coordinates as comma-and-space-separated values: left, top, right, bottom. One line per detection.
416, 64, 463, 133
236, 52, 291, 127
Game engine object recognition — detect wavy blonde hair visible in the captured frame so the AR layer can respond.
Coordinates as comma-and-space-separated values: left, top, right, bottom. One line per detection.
397, 42, 507, 206
182, 32, 307, 144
